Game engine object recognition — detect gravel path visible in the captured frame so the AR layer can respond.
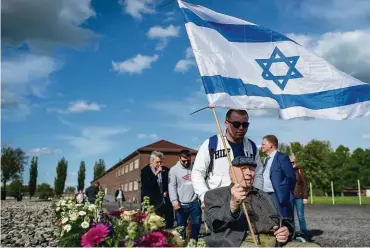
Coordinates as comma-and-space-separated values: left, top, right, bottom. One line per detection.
1, 200, 59, 247
303, 204, 370, 247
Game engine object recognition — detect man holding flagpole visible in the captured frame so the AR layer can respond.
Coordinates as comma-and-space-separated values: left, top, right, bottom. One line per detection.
192, 109, 262, 207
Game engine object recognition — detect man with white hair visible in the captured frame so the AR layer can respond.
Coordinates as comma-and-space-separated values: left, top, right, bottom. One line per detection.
141, 150, 174, 228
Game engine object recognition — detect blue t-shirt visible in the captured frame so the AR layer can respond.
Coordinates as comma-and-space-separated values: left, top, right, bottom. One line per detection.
228, 139, 245, 158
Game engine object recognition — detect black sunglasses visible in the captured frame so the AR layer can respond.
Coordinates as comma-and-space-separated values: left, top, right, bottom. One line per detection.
227, 120, 250, 129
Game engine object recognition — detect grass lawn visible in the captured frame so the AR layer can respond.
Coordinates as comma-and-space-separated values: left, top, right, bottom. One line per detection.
309, 196, 370, 205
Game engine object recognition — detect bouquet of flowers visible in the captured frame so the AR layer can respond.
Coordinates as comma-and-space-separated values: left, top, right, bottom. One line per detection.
53, 195, 206, 247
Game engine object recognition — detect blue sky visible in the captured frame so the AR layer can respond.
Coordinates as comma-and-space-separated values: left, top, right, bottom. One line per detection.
2, 0, 370, 188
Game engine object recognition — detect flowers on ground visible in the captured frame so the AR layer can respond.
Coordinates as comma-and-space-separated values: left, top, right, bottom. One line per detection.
53, 195, 205, 247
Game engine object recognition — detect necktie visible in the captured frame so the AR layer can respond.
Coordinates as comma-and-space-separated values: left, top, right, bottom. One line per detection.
262, 156, 270, 174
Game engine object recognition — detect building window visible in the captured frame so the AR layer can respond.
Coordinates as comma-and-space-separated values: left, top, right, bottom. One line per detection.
118, 169, 121, 176
115, 171, 118, 177
121, 167, 124, 175
125, 165, 128, 173
134, 181, 138, 190
129, 182, 133, 191
134, 159, 139, 169
125, 183, 128, 192
129, 162, 133, 171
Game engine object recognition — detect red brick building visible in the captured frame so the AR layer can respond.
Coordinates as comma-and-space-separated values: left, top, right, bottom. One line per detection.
93, 140, 197, 203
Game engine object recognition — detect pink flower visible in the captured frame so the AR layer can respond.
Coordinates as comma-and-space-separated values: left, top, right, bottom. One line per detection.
81, 224, 110, 248
137, 212, 148, 223
138, 231, 167, 247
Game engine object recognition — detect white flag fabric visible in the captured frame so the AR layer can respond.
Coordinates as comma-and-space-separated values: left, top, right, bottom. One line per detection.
178, 0, 370, 120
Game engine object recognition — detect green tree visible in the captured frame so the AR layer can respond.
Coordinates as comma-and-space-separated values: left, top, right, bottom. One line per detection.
28, 157, 38, 199
298, 140, 332, 195
94, 159, 106, 180
1, 146, 28, 197
290, 141, 303, 156
77, 161, 86, 191
8, 179, 23, 195
344, 148, 370, 189
328, 145, 350, 193
54, 157, 68, 196
65, 186, 76, 194
37, 183, 54, 199
279, 143, 292, 156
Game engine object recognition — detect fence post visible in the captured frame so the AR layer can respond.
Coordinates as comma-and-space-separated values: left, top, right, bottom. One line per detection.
310, 182, 313, 204
331, 181, 335, 205
358, 179, 362, 206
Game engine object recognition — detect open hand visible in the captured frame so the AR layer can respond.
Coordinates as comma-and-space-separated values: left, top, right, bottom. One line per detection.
173, 204, 181, 210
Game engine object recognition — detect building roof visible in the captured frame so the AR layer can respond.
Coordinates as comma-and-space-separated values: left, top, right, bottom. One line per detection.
92, 139, 197, 182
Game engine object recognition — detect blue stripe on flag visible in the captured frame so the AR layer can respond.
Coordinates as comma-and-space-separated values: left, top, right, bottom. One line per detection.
181, 8, 294, 43
202, 75, 370, 109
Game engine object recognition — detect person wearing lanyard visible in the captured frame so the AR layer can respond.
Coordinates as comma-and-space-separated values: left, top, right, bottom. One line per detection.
141, 151, 174, 228
169, 149, 201, 241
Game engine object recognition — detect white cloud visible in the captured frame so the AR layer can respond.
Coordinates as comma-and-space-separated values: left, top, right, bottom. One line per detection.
137, 133, 159, 139
287, 29, 370, 83
119, 0, 155, 20
112, 54, 158, 74
27, 147, 62, 156
174, 60, 196, 73
1, 53, 61, 120
47, 100, 104, 114
2, 0, 96, 51
147, 25, 180, 50
62, 126, 130, 158
295, 0, 370, 29
362, 134, 370, 140
174, 47, 196, 72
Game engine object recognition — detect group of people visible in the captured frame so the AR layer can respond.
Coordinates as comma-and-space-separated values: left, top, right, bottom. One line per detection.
74, 182, 104, 204
140, 109, 316, 247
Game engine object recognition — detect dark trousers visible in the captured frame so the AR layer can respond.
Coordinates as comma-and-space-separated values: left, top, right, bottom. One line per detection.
268, 192, 294, 218
156, 202, 174, 228
175, 200, 202, 240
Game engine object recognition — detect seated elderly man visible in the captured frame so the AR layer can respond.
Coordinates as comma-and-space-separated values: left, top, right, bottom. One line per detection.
204, 156, 319, 247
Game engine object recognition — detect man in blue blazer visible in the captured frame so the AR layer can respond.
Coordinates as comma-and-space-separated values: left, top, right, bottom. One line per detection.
254, 135, 296, 219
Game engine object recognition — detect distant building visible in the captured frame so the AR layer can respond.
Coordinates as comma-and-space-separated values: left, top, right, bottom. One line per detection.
92, 140, 197, 203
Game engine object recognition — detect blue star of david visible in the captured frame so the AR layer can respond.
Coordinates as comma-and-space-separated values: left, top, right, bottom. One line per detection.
255, 47, 303, 90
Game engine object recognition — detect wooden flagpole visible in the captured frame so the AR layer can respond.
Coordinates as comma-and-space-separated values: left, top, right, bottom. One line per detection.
211, 107, 258, 245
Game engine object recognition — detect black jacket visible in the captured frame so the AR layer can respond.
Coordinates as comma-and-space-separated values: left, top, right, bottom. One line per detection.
115, 189, 125, 201
85, 185, 99, 200
140, 164, 170, 208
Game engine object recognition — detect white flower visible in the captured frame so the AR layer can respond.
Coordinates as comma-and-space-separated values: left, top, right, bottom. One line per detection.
81, 221, 90, 229
78, 211, 86, 216
61, 217, 69, 224
69, 213, 78, 221
63, 224, 72, 233
76, 204, 84, 207
56, 207, 61, 212
88, 204, 96, 211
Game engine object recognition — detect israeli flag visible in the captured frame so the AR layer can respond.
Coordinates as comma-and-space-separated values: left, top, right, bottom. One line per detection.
178, 1, 370, 120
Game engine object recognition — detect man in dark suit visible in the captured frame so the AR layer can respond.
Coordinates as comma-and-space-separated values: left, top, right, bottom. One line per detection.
204, 156, 318, 247
141, 150, 174, 228
254, 135, 296, 219
85, 182, 99, 204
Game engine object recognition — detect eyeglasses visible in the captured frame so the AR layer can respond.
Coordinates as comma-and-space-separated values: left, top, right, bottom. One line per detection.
226, 120, 250, 129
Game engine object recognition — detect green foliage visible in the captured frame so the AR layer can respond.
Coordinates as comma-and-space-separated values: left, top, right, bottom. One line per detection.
8, 179, 23, 194
58, 232, 81, 247
37, 183, 54, 199
93, 159, 106, 180
278, 143, 292, 156
65, 186, 76, 194
1, 146, 28, 194
54, 158, 68, 196
77, 161, 86, 191
29, 157, 38, 198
